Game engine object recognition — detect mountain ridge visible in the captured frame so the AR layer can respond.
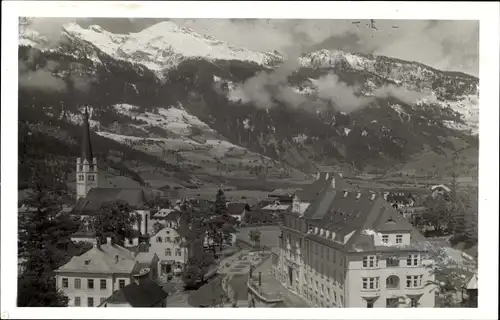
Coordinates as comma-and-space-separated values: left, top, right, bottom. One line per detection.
18, 20, 479, 190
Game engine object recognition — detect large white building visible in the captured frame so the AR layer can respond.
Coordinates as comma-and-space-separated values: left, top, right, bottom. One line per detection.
272, 172, 436, 308
54, 239, 159, 307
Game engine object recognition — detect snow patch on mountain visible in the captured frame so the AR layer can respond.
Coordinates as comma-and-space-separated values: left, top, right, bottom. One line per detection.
113, 103, 211, 136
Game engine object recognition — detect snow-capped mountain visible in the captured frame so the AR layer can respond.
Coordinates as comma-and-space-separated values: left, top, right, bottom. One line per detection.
18, 20, 479, 182
57, 21, 283, 73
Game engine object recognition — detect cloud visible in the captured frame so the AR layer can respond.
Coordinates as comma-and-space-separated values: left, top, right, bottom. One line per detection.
233, 46, 308, 109
18, 60, 67, 93
311, 73, 371, 112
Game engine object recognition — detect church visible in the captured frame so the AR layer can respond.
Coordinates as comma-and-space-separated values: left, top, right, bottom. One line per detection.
69, 107, 160, 246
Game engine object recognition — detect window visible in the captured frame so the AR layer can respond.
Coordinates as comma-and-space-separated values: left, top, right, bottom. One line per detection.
78, 175, 84, 181
333, 292, 337, 302
320, 246, 324, 258
156, 236, 163, 243
62, 278, 69, 288
321, 284, 324, 295
315, 280, 318, 290
396, 234, 403, 244
366, 299, 374, 308
88, 175, 95, 181
87, 279, 94, 289
74, 278, 81, 289
100, 279, 106, 290
174, 237, 180, 244
410, 297, 419, 307
327, 287, 330, 298
165, 248, 172, 256
339, 295, 344, 307
87, 297, 94, 307
362, 277, 379, 290
386, 256, 400, 267
381, 235, 389, 244
386, 298, 399, 308
175, 248, 182, 256
166, 236, 171, 242
326, 248, 330, 260
362, 255, 378, 268
119, 279, 126, 289
407, 254, 420, 266
74, 297, 81, 306
406, 275, 423, 288
100, 298, 106, 305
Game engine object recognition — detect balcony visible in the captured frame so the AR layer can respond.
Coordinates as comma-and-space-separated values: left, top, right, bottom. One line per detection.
360, 288, 381, 298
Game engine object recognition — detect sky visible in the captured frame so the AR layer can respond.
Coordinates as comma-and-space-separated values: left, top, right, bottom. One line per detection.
25, 18, 479, 77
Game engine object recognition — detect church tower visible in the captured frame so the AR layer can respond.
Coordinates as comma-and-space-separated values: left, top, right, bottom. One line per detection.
76, 106, 98, 200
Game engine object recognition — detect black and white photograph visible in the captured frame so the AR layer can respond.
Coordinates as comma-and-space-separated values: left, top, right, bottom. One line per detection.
2, 1, 499, 319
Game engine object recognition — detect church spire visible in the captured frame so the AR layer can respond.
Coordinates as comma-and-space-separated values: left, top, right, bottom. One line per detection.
81, 106, 94, 166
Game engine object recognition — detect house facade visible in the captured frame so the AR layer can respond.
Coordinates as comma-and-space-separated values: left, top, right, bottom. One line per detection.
273, 172, 436, 308
150, 226, 188, 276
54, 239, 158, 307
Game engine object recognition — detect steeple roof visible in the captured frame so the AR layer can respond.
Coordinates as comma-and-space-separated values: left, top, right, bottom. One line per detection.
81, 106, 94, 164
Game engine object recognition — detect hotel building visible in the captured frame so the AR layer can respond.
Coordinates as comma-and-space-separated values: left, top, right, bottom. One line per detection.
272, 172, 436, 308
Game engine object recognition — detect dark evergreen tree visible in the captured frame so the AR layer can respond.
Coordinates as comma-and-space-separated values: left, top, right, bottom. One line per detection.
17, 149, 79, 307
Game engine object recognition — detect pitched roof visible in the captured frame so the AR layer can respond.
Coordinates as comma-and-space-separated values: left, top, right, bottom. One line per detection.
134, 251, 157, 264
295, 172, 351, 201
301, 174, 421, 252
227, 203, 247, 215
55, 243, 137, 274
104, 280, 169, 307
71, 188, 152, 215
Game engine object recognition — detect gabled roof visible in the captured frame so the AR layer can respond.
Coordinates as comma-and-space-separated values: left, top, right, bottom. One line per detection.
103, 280, 169, 307
227, 203, 247, 215
55, 243, 137, 274
71, 188, 152, 215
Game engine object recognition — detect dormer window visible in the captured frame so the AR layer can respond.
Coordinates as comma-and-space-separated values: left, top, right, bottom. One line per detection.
84, 259, 91, 266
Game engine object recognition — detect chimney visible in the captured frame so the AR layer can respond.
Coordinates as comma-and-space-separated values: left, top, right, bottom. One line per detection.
356, 193, 361, 199
371, 194, 376, 201
344, 191, 348, 198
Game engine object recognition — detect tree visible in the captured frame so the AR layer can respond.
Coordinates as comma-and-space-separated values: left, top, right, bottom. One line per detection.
214, 188, 227, 216
177, 205, 214, 288
152, 221, 166, 235
94, 200, 140, 246
17, 152, 79, 307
